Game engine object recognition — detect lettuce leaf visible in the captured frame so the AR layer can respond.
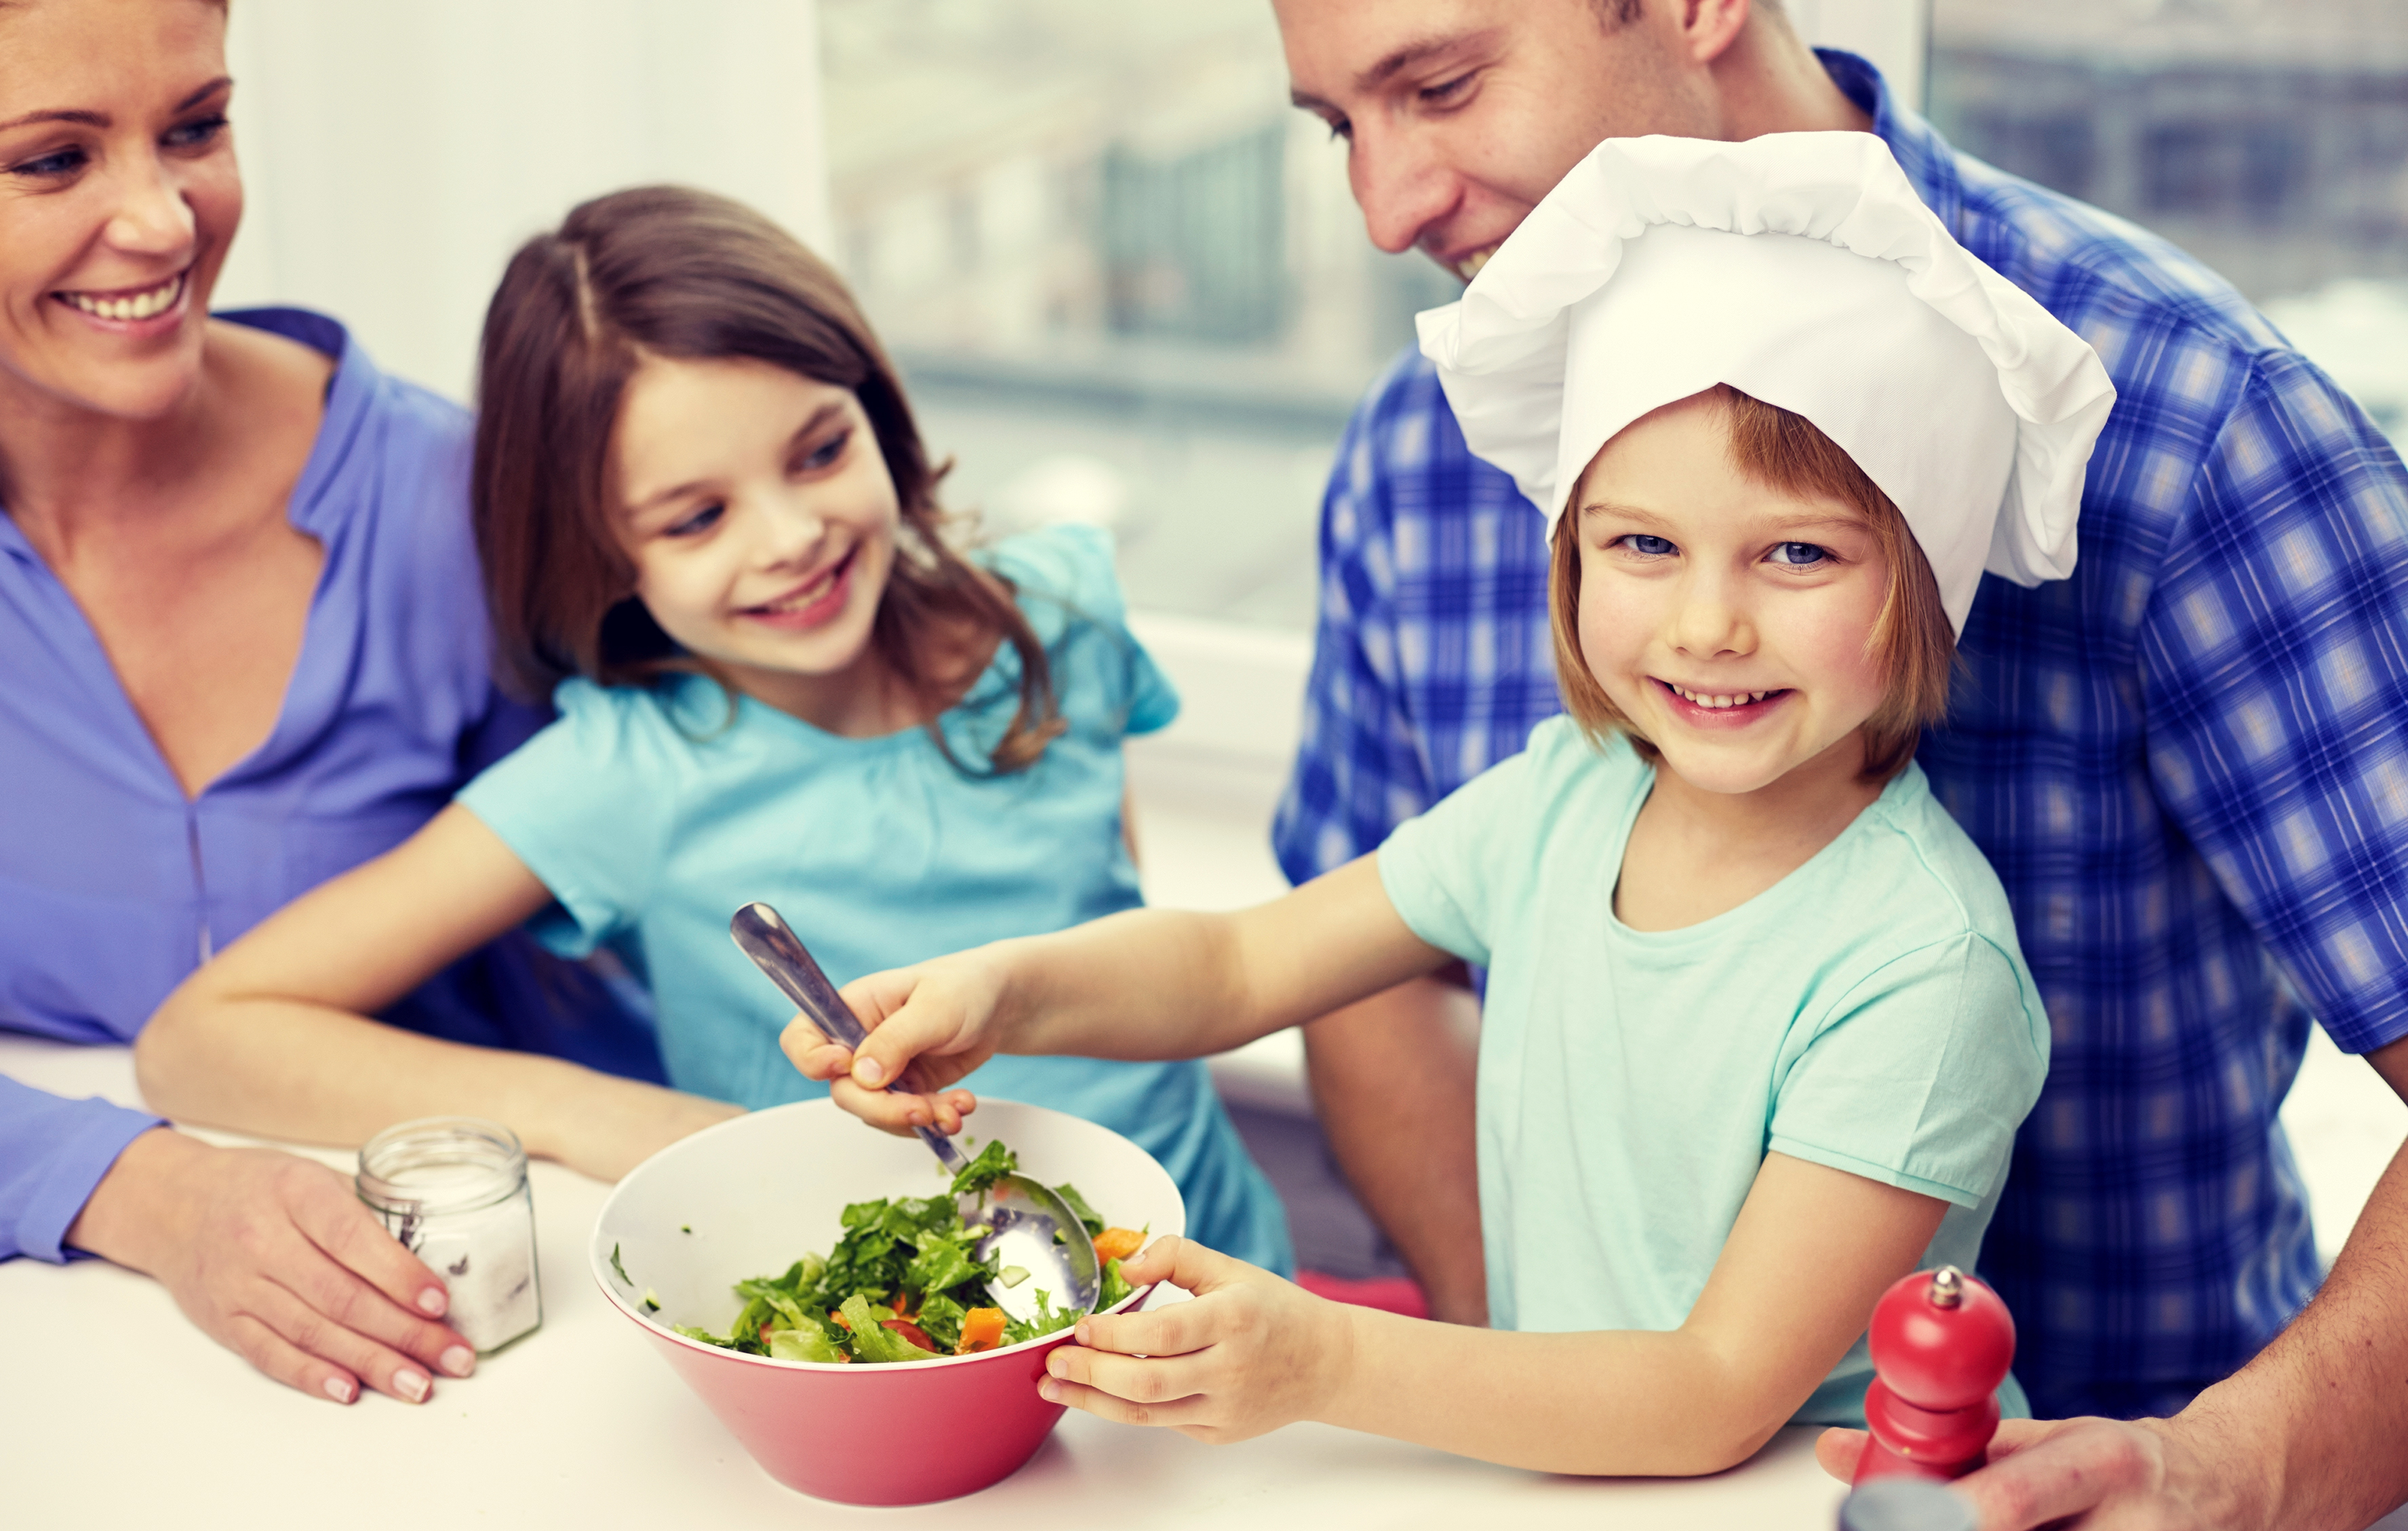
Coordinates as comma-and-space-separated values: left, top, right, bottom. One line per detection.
903, 1229, 982, 1296
768, 1323, 846, 1364
1052, 1182, 1106, 1237
1003, 1286, 1081, 1346
915, 1291, 970, 1352
948, 1139, 1019, 1199
840, 1292, 942, 1364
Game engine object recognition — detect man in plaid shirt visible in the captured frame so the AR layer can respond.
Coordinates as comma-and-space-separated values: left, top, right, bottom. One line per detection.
1269, 1, 2408, 1524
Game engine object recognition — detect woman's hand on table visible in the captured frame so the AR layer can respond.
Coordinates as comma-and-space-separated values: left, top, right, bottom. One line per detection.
1038, 1236, 1353, 1442
777, 955, 1005, 1136
65, 1126, 476, 1406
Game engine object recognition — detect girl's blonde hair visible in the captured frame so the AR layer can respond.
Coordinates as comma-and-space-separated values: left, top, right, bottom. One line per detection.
1550, 384, 1955, 781
473, 185, 1065, 775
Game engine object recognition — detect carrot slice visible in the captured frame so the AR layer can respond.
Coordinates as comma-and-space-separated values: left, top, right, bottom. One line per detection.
955, 1306, 1007, 1354
1092, 1227, 1145, 1263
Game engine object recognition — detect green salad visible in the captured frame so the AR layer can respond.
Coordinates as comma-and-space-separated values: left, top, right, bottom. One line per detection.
635, 1140, 1143, 1364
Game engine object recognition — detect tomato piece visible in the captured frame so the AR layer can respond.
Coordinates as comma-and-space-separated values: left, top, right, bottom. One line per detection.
882, 1318, 936, 1353
955, 1306, 1007, 1354
1092, 1227, 1145, 1264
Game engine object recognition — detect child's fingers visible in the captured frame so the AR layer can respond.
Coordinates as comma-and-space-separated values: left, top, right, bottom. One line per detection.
835, 966, 924, 1026
1038, 1370, 1210, 1431
1076, 1285, 1251, 1361
846, 995, 964, 1089
778, 1023, 853, 1082
1047, 1339, 1215, 1408
1082, 1237, 1258, 1341
827, 1075, 977, 1137
1111, 1232, 1189, 1287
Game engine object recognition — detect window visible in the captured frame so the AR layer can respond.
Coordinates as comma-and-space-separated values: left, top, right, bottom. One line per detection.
1931, 0, 2408, 440
819, 0, 1456, 633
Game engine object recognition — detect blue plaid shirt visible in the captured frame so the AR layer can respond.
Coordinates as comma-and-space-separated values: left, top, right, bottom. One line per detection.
1274, 52, 2408, 1420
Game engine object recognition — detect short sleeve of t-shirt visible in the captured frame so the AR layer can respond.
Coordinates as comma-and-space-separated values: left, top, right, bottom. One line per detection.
1375, 745, 1550, 970
455, 682, 675, 959
1769, 933, 2045, 1209
983, 524, 1178, 737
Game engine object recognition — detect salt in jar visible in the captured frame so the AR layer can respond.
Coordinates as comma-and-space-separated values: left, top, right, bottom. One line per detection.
357, 1117, 542, 1353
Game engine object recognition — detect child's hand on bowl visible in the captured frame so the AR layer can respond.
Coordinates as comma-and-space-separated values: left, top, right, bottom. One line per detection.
776, 951, 1010, 1137
1038, 1237, 1354, 1443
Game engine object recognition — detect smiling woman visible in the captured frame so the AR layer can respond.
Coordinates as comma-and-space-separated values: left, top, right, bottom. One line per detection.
0, 0, 715, 1412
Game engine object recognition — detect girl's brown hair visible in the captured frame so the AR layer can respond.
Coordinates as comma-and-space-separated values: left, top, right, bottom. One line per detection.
473, 184, 1063, 774
1550, 385, 1955, 781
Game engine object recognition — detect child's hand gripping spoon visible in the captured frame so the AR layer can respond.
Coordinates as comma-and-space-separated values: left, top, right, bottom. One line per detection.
1852, 1264, 2015, 1486
728, 902, 1101, 1325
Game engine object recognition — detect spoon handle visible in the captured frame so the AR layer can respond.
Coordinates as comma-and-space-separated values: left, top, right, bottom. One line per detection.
730, 902, 967, 1175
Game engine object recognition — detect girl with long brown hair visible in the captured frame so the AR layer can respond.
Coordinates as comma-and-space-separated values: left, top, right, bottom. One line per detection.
142, 186, 1292, 1274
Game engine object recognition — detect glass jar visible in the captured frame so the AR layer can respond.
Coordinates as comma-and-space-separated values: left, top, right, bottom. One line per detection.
357, 1117, 542, 1354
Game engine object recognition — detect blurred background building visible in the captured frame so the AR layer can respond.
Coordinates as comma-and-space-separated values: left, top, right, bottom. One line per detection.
818, 0, 1440, 632
1931, 0, 2408, 442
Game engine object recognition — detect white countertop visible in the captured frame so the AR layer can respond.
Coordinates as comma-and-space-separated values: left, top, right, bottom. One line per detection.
0, 1034, 1844, 1530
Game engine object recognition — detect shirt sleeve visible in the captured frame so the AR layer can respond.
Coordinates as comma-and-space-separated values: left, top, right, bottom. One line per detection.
1372, 749, 1539, 970
1272, 374, 1435, 887
454, 688, 673, 960
2140, 351, 2408, 1055
1769, 933, 2048, 1209
455, 682, 553, 779
990, 523, 1180, 739
0, 1076, 161, 1262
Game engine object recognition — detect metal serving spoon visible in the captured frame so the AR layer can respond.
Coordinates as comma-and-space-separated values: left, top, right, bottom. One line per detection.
729, 902, 1101, 1326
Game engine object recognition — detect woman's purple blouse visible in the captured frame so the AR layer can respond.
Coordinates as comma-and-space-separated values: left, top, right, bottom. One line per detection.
0, 309, 656, 1262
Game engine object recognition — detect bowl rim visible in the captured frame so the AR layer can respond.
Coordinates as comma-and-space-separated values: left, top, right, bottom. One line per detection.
587, 1096, 1181, 1373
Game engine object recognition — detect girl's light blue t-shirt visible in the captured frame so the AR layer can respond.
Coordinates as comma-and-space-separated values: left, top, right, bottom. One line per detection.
1377, 718, 2048, 1423
460, 525, 1290, 1273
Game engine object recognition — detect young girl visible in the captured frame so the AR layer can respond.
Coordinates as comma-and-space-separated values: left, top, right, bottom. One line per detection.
795, 134, 2116, 1475
139, 185, 1290, 1273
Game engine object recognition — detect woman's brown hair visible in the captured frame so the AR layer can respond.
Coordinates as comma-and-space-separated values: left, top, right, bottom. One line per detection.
473, 184, 1063, 774
1550, 385, 1955, 781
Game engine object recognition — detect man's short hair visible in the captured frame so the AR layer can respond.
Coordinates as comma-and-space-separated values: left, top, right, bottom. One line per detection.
1595, 0, 1785, 26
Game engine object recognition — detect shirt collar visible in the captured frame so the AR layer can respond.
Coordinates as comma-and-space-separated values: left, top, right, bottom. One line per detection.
1816, 47, 1968, 240
0, 308, 368, 562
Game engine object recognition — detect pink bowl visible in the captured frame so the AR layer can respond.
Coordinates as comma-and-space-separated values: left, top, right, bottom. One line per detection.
591, 1098, 1185, 1505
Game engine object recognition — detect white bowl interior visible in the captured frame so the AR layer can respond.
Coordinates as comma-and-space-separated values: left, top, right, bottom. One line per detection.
593, 1098, 1185, 1364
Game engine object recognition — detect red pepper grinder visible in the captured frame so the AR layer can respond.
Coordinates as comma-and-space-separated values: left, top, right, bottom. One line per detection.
1853, 1264, 2015, 1486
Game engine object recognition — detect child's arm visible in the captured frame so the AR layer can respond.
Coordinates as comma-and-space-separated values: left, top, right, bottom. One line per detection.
788, 855, 1453, 1132
136, 804, 740, 1180
1045, 1152, 1949, 1477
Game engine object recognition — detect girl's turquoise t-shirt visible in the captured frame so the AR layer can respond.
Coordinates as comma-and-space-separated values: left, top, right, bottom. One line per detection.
459, 525, 1290, 1273
1377, 719, 2048, 1423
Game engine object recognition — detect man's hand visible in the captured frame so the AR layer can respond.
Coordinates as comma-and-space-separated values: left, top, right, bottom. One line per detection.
1815, 1414, 2259, 1530
1302, 974, 1488, 1325
1038, 1236, 1354, 1443
66, 1127, 477, 1406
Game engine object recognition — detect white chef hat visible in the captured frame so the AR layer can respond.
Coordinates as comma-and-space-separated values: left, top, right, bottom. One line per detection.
1415, 132, 2115, 634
